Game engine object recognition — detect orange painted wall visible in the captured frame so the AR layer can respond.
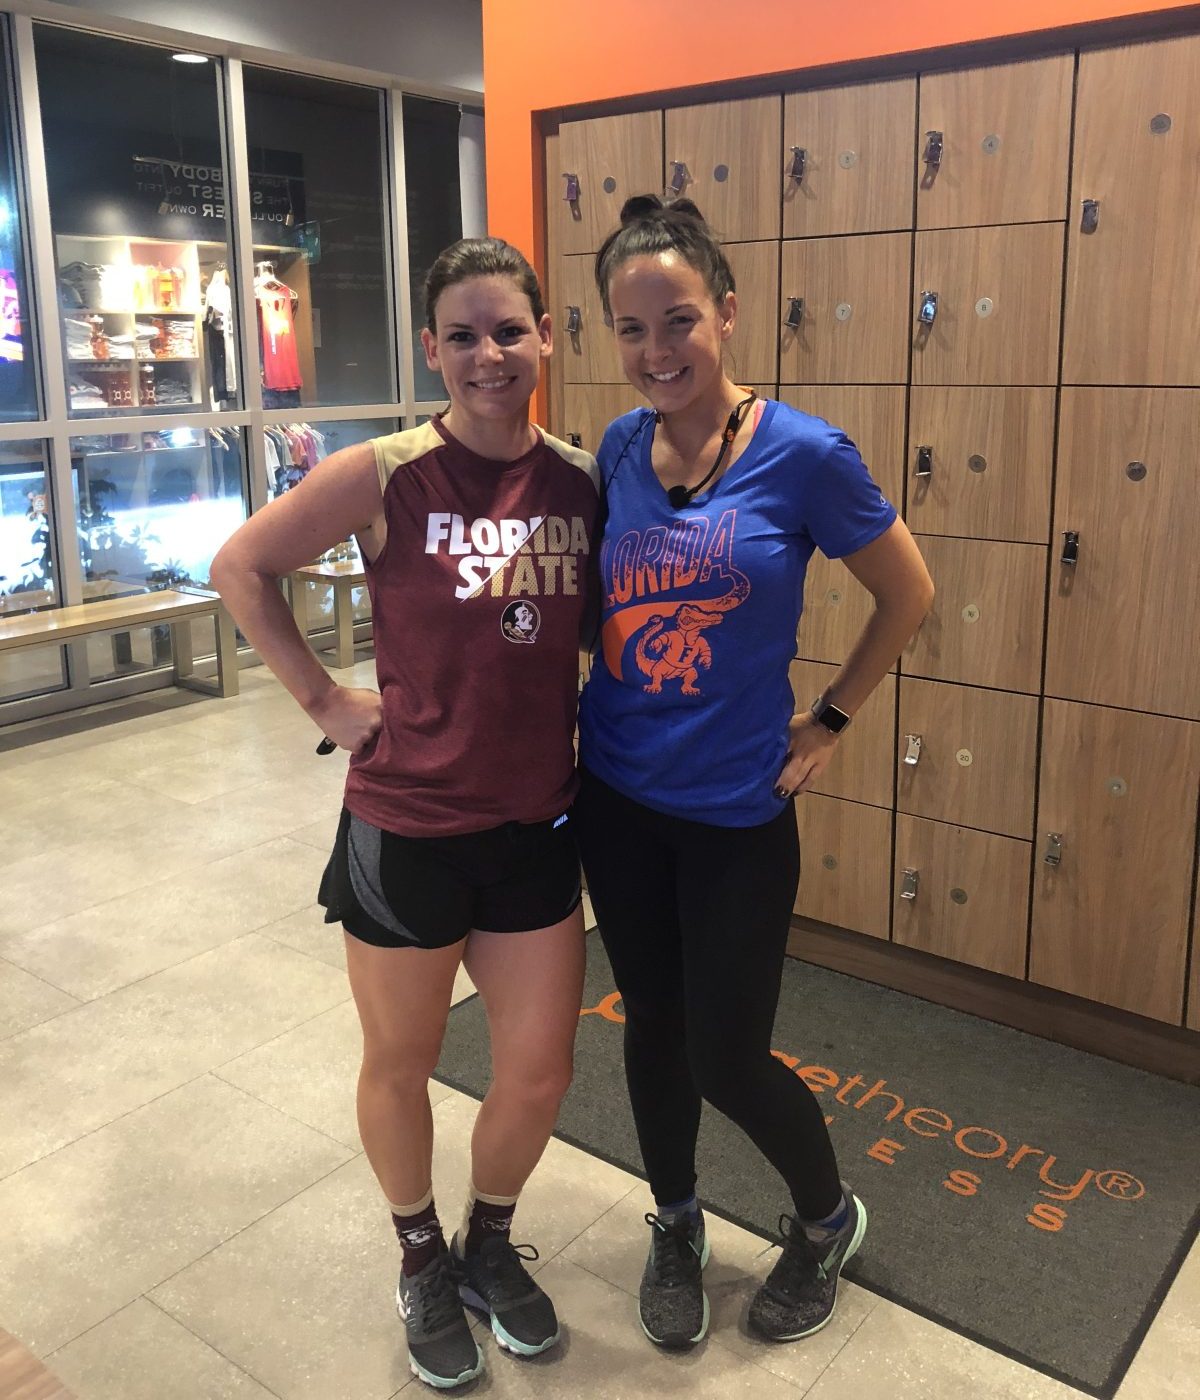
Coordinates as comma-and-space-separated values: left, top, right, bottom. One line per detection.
481, 0, 1197, 414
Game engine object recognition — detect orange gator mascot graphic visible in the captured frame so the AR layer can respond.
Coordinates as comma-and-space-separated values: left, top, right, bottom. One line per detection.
633, 570, 750, 695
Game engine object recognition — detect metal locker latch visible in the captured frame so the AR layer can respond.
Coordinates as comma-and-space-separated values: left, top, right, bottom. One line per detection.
901, 868, 920, 900
1061, 530, 1080, 565
784, 296, 805, 329
904, 734, 923, 766
915, 445, 933, 478
563, 172, 580, 204
667, 160, 689, 195
918, 290, 938, 325
923, 130, 944, 170
788, 146, 808, 183
1043, 832, 1063, 867
1081, 198, 1100, 234
568, 432, 582, 447
565, 305, 582, 336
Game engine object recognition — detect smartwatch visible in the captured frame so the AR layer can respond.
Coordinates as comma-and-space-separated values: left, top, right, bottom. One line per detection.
811, 694, 852, 735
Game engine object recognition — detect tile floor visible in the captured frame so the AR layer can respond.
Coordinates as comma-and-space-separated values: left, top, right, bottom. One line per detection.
1, 661, 1197, 1400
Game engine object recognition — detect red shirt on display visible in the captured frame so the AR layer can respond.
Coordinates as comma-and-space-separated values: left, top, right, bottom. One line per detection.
343, 418, 601, 837
257, 288, 302, 390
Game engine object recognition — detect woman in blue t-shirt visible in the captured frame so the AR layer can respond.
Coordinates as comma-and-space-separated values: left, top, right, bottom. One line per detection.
574, 195, 934, 1351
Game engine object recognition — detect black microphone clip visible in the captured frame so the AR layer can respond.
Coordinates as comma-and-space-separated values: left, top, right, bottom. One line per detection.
667, 484, 693, 510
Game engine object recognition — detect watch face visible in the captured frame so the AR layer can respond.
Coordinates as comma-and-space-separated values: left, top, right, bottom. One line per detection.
816, 702, 851, 733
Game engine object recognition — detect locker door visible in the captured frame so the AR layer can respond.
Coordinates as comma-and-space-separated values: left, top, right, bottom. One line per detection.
1046, 389, 1200, 720
783, 77, 916, 237
665, 96, 781, 242
903, 537, 1045, 692
560, 254, 624, 384
780, 233, 911, 384
545, 128, 566, 438
778, 386, 906, 507
557, 111, 664, 256
1031, 701, 1200, 1023
562, 384, 645, 455
894, 815, 1030, 978
790, 661, 895, 809
897, 678, 1038, 838
916, 56, 1073, 229
795, 794, 892, 938
1190, 873, 1200, 1033
797, 554, 894, 673
1063, 36, 1200, 386
912, 224, 1063, 385
906, 388, 1054, 542
724, 241, 780, 387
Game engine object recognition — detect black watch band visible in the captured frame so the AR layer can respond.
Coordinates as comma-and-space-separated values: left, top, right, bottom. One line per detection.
811, 695, 852, 734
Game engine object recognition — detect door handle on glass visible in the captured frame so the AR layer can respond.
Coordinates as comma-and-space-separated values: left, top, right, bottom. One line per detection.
918, 290, 938, 326
903, 734, 923, 767
1061, 530, 1079, 566
563, 172, 580, 204
915, 445, 933, 479
1043, 832, 1063, 867
565, 305, 582, 335
1081, 198, 1100, 234
923, 130, 944, 171
667, 160, 689, 196
788, 146, 807, 183
784, 296, 805, 330
901, 868, 920, 900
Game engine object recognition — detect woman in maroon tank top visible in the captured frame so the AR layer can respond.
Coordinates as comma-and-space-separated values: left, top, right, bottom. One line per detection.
212, 240, 600, 1390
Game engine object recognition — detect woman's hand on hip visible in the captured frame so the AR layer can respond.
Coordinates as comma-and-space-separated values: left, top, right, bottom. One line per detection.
774, 712, 840, 799
310, 686, 383, 753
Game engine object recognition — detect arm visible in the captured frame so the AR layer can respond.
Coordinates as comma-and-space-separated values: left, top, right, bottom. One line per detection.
777, 518, 934, 797
209, 441, 385, 751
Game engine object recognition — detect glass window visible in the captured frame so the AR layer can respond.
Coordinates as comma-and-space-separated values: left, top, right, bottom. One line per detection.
403, 96, 462, 401
1, 441, 64, 700
72, 426, 246, 597
35, 27, 237, 418
244, 69, 393, 409
0, 23, 39, 421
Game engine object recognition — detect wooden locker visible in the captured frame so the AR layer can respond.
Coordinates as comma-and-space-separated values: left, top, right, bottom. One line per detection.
545, 127, 566, 439
912, 224, 1064, 385
916, 56, 1073, 229
560, 254, 624, 384
557, 111, 664, 256
1046, 388, 1200, 721
897, 678, 1038, 838
903, 536, 1045, 693
797, 553, 897, 673
894, 815, 1030, 978
723, 241, 780, 386
1190, 868, 1200, 1032
795, 794, 893, 938
790, 660, 895, 809
1031, 701, 1200, 1023
782, 77, 917, 238
906, 388, 1054, 542
561, 383, 645, 455
780, 233, 911, 384
665, 96, 781, 242
1064, 36, 1200, 386
778, 386, 906, 507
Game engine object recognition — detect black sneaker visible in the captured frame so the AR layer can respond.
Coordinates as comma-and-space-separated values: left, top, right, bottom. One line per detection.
452, 1233, 560, 1357
639, 1210, 710, 1348
396, 1248, 484, 1389
748, 1190, 867, 1342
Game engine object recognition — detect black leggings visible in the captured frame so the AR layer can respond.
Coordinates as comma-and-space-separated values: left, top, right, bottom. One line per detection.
574, 766, 842, 1220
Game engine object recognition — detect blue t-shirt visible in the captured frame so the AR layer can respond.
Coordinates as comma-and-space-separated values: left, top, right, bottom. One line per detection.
578, 398, 897, 827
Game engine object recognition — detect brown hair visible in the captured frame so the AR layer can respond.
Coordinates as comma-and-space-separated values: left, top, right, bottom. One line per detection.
423, 237, 546, 331
594, 195, 735, 318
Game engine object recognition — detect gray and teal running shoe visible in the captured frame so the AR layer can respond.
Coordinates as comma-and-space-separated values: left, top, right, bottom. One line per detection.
748, 1190, 867, 1341
396, 1248, 484, 1389
639, 1210, 711, 1348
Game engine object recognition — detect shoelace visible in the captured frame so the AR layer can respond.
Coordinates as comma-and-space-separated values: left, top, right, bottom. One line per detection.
645, 1212, 701, 1288
476, 1240, 541, 1300
407, 1254, 468, 1335
766, 1213, 824, 1300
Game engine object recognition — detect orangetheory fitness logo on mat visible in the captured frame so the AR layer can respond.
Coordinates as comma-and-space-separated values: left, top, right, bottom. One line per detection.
580, 993, 1147, 1233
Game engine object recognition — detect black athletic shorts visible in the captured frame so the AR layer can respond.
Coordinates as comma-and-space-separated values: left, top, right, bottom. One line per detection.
318, 805, 582, 949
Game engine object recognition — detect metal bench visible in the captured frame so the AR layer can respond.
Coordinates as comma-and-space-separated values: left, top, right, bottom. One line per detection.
0, 589, 239, 698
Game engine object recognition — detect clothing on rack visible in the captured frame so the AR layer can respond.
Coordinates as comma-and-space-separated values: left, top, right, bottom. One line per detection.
203, 267, 237, 407
263, 422, 326, 497
254, 268, 303, 392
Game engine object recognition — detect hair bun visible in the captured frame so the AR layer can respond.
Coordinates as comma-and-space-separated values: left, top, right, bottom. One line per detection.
665, 197, 706, 223
619, 193, 665, 225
